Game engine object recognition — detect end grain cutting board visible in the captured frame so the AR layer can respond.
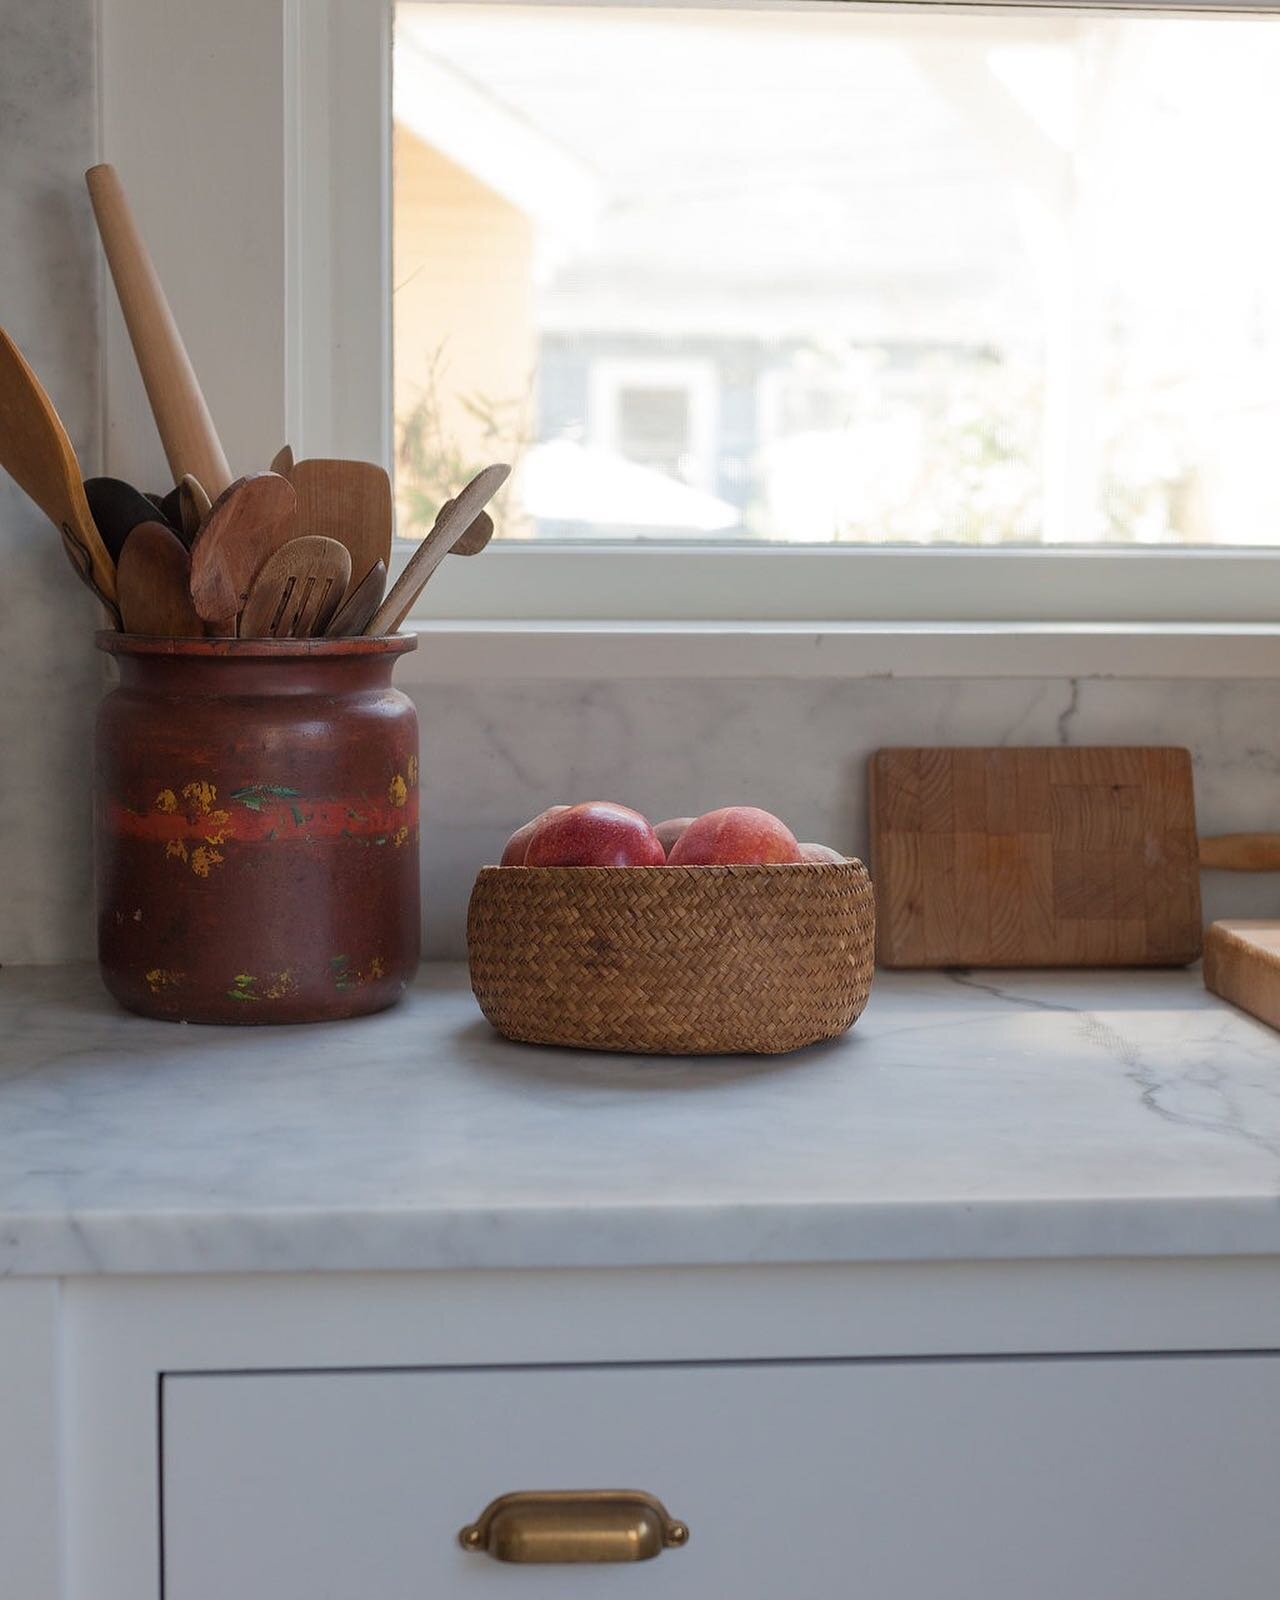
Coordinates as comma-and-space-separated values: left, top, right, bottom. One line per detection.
870, 747, 1201, 968
1203, 922, 1280, 1031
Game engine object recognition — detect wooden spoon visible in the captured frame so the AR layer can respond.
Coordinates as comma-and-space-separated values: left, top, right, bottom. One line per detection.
324, 559, 387, 637
85, 164, 233, 497
188, 472, 296, 634
175, 474, 211, 544
238, 536, 351, 639
292, 458, 392, 602
269, 445, 294, 479
447, 505, 494, 557
0, 326, 119, 613
366, 463, 509, 636
85, 476, 174, 562
116, 521, 203, 637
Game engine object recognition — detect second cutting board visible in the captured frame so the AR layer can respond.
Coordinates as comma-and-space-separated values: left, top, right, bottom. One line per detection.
870, 747, 1201, 968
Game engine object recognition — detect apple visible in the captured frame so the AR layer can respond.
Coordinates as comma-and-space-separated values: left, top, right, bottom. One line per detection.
524, 801, 666, 867
798, 842, 846, 864
500, 805, 570, 866
667, 806, 803, 866
654, 816, 695, 858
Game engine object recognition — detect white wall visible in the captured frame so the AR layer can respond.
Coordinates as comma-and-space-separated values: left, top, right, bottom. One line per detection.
0, 0, 102, 964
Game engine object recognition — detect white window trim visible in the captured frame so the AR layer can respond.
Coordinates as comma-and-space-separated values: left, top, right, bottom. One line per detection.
99, 0, 1280, 641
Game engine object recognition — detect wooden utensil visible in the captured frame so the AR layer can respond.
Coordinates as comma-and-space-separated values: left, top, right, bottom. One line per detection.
85, 163, 233, 498
188, 472, 296, 634
270, 445, 294, 479
238, 536, 351, 639
176, 474, 212, 544
116, 520, 203, 637
1204, 921, 1280, 1031
292, 458, 392, 601
870, 747, 1204, 968
0, 326, 119, 613
447, 504, 494, 556
84, 476, 173, 562
366, 463, 509, 636
324, 559, 387, 637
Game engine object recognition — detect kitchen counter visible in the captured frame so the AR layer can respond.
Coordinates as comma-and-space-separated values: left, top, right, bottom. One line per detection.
2, 962, 1280, 1277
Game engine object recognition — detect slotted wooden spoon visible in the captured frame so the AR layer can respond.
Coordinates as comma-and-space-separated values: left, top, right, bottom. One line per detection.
188, 472, 297, 634
0, 326, 119, 617
238, 536, 351, 639
116, 521, 204, 637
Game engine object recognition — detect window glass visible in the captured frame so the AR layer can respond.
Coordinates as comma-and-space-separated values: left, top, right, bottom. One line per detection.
393, 4, 1280, 547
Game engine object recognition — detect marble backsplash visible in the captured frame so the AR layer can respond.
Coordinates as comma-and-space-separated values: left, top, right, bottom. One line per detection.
0, 0, 103, 967
417, 673, 1280, 958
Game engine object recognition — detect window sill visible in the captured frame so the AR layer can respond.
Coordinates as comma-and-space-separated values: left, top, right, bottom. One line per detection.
404, 621, 1280, 682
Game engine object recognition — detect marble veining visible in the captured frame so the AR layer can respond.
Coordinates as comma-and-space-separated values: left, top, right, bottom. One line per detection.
4, 963, 1280, 1277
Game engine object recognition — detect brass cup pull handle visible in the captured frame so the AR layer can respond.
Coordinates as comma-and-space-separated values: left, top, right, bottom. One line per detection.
459, 1490, 690, 1564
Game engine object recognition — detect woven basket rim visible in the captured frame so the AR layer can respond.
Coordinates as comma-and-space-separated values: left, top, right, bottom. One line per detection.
478, 859, 861, 877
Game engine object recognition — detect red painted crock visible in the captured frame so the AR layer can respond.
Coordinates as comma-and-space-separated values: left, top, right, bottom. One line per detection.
94, 633, 420, 1023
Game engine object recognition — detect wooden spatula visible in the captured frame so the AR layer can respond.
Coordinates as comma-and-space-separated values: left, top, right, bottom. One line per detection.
366, 463, 510, 636
292, 458, 392, 602
188, 472, 296, 634
0, 326, 119, 615
85, 476, 174, 562
324, 559, 387, 637
116, 521, 203, 637
85, 164, 233, 498
238, 536, 351, 639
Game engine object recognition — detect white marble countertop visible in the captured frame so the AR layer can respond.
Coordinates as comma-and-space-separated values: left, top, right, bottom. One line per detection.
3, 963, 1280, 1277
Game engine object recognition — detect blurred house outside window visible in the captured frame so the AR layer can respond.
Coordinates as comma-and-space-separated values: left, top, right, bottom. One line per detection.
393, 5, 1280, 549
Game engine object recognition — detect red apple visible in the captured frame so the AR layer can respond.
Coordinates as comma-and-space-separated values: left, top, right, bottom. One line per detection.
500, 805, 570, 866
798, 842, 846, 864
524, 801, 666, 867
654, 816, 695, 858
667, 806, 803, 866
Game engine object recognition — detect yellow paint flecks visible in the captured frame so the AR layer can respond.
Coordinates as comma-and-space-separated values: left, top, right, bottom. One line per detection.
264, 970, 297, 999
368, 955, 386, 979
388, 774, 408, 808
182, 780, 217, 814
165, 839, 189, 863
155, 789, 178, 813
203, 808, 232, 845
190, 845, 224, 877
145, 968, 183, 994
406, 755, 419, 786
392, 825, 409, 848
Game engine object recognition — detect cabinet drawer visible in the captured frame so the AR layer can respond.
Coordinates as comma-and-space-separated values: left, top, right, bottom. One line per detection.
164, 1354, 1280, 1598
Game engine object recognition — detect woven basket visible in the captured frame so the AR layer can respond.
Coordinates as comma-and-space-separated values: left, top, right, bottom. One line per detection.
467, 859, 875, 1056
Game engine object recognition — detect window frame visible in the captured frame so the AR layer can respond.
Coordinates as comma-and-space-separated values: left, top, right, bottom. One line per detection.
100, 0, 1280, 626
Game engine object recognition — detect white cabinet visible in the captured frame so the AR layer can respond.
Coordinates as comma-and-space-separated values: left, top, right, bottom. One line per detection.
164, 1353, 1280, 1599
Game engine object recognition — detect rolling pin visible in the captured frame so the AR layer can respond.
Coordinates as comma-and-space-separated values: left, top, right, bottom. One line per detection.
86, 163, 232, 498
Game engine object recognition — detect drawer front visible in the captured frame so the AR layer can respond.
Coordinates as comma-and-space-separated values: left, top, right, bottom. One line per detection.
164, 1354, 1280, 1598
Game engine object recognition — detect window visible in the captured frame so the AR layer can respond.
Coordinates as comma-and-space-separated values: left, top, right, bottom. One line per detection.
393, 3, 1280, 558
98, 0, 1280, 624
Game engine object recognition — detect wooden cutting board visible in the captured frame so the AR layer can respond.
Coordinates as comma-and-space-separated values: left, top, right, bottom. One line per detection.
869, 747, 1201, 968
1204, 922, 1280, 1031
